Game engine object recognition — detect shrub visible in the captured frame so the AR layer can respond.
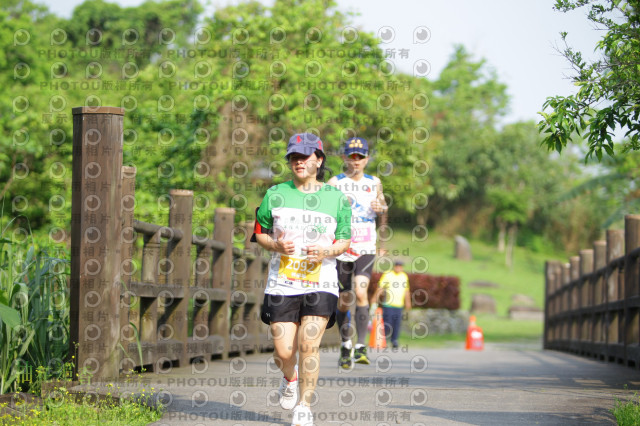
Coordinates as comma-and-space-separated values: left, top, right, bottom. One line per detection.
368, 272, 460, 310
0, 232, 69, 395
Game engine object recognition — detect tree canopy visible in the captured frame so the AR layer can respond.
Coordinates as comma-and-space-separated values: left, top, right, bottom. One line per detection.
539, 0, 640, 160
0, 0, 623, 255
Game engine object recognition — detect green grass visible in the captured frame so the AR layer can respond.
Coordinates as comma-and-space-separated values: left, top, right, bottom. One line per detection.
383, 227, 558, 316
612, 392, 640, 426
398, 314, 544, 349
0, 224, 163, 425
382, 227, 554, 344
0, 385, 163, 425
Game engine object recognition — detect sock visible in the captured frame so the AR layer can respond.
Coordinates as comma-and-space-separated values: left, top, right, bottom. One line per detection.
337, 310, 350, 342
286, 364, 298, 381
286, 367, 298, 382
355, 305, 369, 346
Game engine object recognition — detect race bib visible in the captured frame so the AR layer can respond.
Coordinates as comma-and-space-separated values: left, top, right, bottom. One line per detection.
278, 255, 321, 286
352, 227, 372, 243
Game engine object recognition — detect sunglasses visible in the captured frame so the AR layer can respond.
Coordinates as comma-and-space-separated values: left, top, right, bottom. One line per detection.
347, 154, 367, 160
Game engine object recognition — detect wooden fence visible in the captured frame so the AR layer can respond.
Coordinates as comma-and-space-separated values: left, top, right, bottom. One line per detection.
544, 214, 640, 367
69, 106, 339, 380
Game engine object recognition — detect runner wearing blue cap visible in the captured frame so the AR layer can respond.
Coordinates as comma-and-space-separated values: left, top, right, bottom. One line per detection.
252, 133, 352, 426
327, 137, 388, 368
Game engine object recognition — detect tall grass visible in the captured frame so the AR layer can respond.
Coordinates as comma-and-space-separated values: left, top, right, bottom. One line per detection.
0, 227, 69, 395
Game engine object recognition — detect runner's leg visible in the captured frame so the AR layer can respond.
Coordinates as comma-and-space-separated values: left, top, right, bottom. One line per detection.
336, 260, 355, 343
354, 274, 371, 346
271, 322, 299, 380
298, 315, 329, 405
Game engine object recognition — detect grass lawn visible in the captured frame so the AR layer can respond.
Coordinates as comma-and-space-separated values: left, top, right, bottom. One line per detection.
382, 226, 560, 315
398, 314, 544, 349
381, 226, 559, 344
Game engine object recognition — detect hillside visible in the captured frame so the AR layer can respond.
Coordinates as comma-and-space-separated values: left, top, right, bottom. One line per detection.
381, 227, 560, 344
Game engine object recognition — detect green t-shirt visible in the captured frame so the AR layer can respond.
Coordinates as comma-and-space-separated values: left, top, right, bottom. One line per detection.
257, 181, 351, 296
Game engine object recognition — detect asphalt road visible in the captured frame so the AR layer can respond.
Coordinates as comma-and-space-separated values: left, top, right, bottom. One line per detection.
139, 341, 640, 425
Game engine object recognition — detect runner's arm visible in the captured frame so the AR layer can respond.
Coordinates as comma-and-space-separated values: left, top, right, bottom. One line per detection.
371, 180, 388, 214
373, 180, 388, 254
255, 233, 295, 255
305, 239, 350, 263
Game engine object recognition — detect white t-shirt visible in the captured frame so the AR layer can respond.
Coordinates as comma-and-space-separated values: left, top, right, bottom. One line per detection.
256, 181, 352, 296
331, 173, 380, 261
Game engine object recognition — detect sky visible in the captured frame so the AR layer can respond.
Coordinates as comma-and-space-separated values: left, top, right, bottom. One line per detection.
38, 0, 603, 125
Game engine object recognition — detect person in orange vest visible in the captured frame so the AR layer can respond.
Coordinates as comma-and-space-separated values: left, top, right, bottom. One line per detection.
372, 260, 411, 349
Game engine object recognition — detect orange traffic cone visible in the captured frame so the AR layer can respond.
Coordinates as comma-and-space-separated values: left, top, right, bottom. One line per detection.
465, 315, 484, 351
369, 307, 387, 349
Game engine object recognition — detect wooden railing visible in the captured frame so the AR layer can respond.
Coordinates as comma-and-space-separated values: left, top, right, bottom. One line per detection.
544, 214, 640, 367
69, 106, 305, 380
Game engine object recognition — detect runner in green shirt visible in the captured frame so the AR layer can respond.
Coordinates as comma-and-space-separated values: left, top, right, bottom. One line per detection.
253, 133, 351, 426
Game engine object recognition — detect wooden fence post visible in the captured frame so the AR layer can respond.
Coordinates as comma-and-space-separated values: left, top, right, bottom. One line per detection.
562, 263, 570, 342
167, 190, 194, 368
607, 230, 625, 302
594, 241, 607, 306
569, 256, 580, 345
544, 261, 560, 349
192, 241, 212, 350
241, 221, 268, 353
593, 241, 606, 357
229, 224, 248, 356
579, 249, 594, 348
624, 215, 640, 366
579, 249, 594, 308
211, 208, 235, 358
607, 229, 624, 362
119, 166, 136, 372
70, 106, 124, 381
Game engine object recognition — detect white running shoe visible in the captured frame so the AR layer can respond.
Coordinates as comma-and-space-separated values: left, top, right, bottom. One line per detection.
291, 403, 313, 426
278, 365, 298, 410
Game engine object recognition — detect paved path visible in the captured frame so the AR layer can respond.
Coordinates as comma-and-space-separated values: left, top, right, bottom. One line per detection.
143, 342, 640, 425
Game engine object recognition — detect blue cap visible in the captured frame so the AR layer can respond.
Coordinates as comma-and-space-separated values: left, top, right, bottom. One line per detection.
285, 133, 324, 158
344, 138, 368, 156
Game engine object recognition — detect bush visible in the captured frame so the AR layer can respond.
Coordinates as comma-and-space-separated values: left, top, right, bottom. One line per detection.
0, 233, 70, 395
368, 272, 460, 310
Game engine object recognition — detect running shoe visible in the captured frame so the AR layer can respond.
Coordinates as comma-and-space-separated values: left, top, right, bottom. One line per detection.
338, 344, 353, 369
353, 345, 370, 364
291, 404, 314, 426
278, 365, 298, 410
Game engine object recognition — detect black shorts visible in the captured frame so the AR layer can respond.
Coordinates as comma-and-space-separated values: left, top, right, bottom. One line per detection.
260, 292, 338, 329
337, 254, 375, 292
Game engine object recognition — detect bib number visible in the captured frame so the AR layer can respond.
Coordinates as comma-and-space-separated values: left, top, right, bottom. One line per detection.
278, 255, 321, 286
352, 227, 372, 243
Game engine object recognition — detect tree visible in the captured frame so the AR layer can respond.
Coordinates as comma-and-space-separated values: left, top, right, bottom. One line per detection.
426, 46, 509, 227
558, 149, 640, 228
485, 122, 541, 266
195, 0, 435, 224
0, 1, 61, 229
538, 0, 640, 161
